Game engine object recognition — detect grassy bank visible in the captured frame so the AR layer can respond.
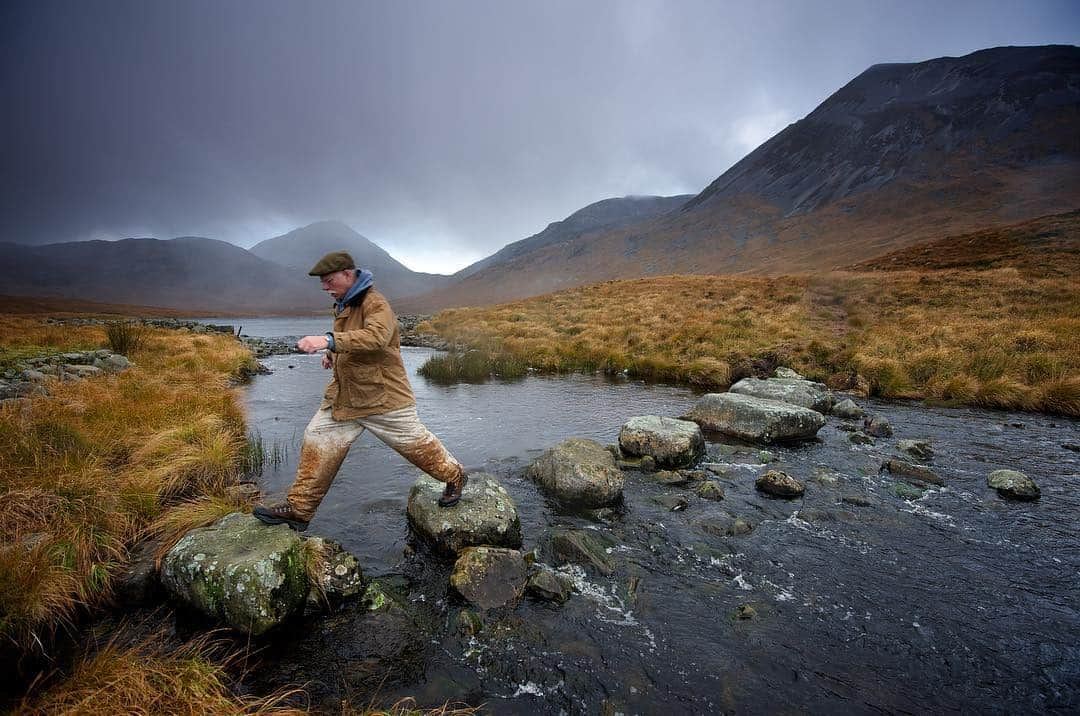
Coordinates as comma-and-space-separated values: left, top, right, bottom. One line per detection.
419, 263, 1079, 415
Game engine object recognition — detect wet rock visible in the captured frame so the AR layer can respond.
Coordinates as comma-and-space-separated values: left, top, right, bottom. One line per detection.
728, 376, 834, 413
836, 422, 860, 432
618, 415, 705, 468
831, 399, 865, 419
653, 494, 689, 511
526, 437, 624, 508
548, 529, 616, 575
681, 393, 826, 444
649, 469, 689, 486
526, 567, 573, 603
455, 608, 484, 636
797, 508, 856, 523
406, 472, 522, 555
755, 470, 805, 498
891, 482, 926, 501
701, 462, 734, 477
160, 512, 308, 635
226, 481, 261, 502
680, 468, 710, 482
736, 604, 757, 620
1063, 442, 1080, 452
450, 546, 527, 610
840, 493, 875, 507
897, 439, 934, 461
883, 459, 943, 486
639, 455, 657, 472
987, 469, 1040, 501
113, 537, 164, 606
693, 515, 756, 538
863, 415, 893, 438
695, 481, 726, 501
848, 431, 875, 445
758, 450, 777, 464
810, 467, 841, 486
304, 537, 365, 611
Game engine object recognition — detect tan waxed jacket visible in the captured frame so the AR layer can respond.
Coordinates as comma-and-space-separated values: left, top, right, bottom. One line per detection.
320, 288, 416, 419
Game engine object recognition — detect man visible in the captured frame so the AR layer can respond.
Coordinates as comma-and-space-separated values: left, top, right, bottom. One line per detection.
253, 250, 467, 531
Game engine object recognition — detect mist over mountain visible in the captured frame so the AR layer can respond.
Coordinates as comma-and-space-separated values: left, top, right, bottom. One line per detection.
401, 45, 1080, 311
0, 237, 326, 313
249, 221, 455, 300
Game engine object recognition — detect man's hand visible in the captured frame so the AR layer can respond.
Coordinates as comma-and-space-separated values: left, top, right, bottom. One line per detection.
297, 335, 330, 354
321, 353, 332, 369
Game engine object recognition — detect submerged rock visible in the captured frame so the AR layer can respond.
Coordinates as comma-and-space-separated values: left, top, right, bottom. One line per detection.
160, 512, 308, 635
728, 376, 834, 413
653, 494, 689, 511
897, 439, 935, 461
863, 415, 894, 437
618, 415, 705, 468
526, 567, 573, 603
695, 481, 726, 501
526, 437, 624, 508
892, 482, 926, 501
407, 473, 522, 555
848, 431, 875, 445
450, 546, 527, 609
883, 459, 944, 486
682, 393, 826, 444
831, 398, 865, 419
548, 529, 616, 575
987, 469, 1040, 501
755, 470, 806, 498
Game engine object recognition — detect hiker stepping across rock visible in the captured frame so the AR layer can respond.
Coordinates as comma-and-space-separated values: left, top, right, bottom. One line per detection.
254, 250, 468, 531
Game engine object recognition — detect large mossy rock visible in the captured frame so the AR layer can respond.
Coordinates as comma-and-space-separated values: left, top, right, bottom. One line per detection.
449, 546, 528, 609
681, 393, 825, 444
618, 416, 705, 468
160, 512, 309, 635
728, 376, 834, 413
526, 437, 624, 508
407, 472, 522, 555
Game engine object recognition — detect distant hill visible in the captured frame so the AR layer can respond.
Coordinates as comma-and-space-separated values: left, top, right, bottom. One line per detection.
846, 209, 1080, 277
403, 45, 1080, 311
0, 237, 326, 313
249, 220, 454, 300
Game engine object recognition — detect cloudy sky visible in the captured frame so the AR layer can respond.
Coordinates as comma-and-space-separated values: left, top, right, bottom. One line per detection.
2, 1, 1077, 273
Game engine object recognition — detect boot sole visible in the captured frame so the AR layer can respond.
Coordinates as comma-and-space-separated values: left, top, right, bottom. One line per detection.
252, 509, 309, 532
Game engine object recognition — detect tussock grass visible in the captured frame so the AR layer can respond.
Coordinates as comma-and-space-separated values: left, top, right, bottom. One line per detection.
420, 267, 1079, 415
104, 320, 150, 355
0, 317, 257, 651
416, 349, 528, 383
13, 631, 304, 715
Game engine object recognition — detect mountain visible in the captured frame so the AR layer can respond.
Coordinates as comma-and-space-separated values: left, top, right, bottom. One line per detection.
453, 195, 693, 278
402, 45, 1080, 311
249, 220, 454, 300
0, 236, 326, 313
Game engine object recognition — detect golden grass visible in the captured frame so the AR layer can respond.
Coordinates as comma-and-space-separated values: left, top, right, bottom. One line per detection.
0, 317, 258, 651
13, 632, 304, 716
420, 267, 1080, 415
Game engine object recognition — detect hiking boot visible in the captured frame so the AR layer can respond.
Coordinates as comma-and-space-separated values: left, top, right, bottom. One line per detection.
438, 470, 469, 508
252, 501, 310, 531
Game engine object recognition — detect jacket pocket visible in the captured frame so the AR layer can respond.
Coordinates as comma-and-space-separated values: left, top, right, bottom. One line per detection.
340, 364, 386, 409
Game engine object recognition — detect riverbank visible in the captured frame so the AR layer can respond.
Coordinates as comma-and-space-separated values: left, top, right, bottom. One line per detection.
0, 315, 282, 711
418, 265, 1079, 416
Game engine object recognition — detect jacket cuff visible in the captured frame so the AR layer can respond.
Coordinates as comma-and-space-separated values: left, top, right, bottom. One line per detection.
325, 332, 336, 352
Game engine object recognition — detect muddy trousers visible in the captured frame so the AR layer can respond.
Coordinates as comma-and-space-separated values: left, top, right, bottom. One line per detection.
286, 405, 464, 520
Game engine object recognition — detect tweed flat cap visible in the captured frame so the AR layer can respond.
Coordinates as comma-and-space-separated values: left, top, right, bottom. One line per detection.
308, 251, 356, 276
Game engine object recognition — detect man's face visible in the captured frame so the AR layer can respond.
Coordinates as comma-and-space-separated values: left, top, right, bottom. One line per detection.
319, 269, 356, 300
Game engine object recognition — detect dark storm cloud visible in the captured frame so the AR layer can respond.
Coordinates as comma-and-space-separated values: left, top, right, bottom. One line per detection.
2, 0, 1077, 271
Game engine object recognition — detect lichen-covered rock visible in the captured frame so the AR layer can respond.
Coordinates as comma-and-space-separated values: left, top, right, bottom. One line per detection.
897, 439, 934, 461
449, 546, 527, 609
729, 376, 834, 413
618, 415, 705, 468
987, 469, 1040, 501
831, 399, 865, 419
883, 459, 943, 486
526, 438, 624, 508
304, 537, 365, 611
104, 353, 131, 372
863, 415, 893, 437
682, 393, 825, 444
160, 512, 308, 635
755, 470, 805, 498
548, 528, 617, 575
407, 472, 522, 555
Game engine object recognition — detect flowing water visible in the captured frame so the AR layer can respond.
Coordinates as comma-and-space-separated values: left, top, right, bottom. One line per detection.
228, 320, 1079, 714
